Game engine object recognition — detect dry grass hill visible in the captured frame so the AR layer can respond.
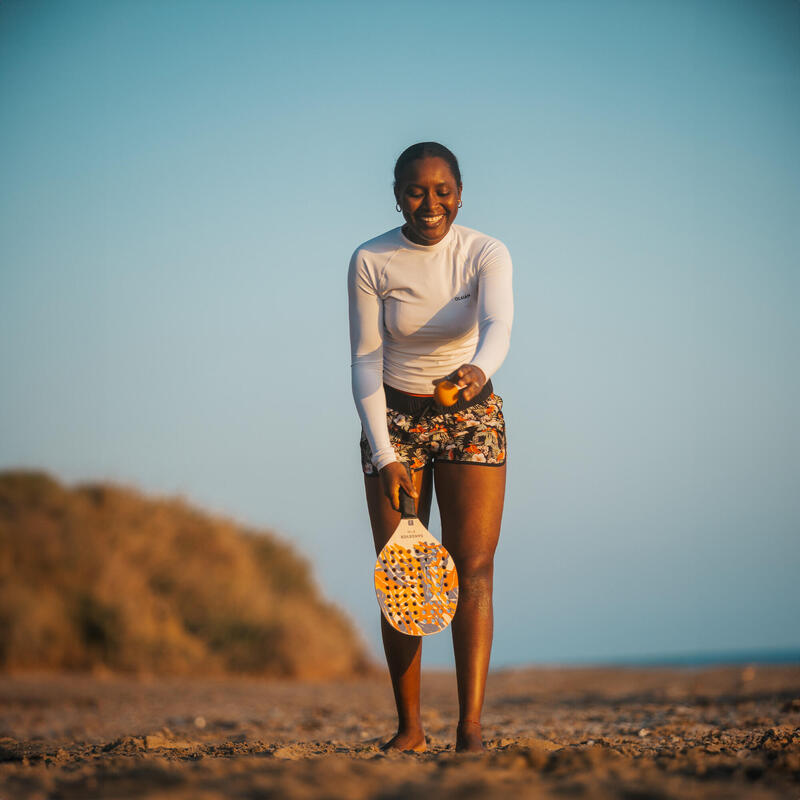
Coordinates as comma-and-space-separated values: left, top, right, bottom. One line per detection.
0, 470, 369, 678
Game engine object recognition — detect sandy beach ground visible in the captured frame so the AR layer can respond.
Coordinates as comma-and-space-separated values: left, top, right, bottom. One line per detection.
1, 665, 799, 799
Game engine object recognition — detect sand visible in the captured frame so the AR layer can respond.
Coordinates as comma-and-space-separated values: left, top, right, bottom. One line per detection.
1, 664, 798, 799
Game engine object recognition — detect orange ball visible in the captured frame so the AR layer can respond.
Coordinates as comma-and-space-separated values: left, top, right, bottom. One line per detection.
434, 380, 462, 407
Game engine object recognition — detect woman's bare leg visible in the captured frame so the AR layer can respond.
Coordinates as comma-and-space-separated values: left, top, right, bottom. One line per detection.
365, 465, 433, 751
433, 462, 506, 752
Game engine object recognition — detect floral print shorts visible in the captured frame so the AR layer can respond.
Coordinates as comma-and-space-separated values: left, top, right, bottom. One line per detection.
360, 393, 507, 475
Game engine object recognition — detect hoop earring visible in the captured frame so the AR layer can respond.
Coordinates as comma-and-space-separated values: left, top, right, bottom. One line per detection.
396, 203, 402, 212
458, 201, 463, 208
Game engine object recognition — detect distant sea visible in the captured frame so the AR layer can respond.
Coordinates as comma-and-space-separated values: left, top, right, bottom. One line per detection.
561, 647, 800, 668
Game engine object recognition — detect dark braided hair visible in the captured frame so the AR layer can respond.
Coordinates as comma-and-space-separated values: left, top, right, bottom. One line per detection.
393, 142, 462, 189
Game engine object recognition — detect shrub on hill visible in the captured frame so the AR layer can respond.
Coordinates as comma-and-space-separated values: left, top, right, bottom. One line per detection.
0, 471, 370, 678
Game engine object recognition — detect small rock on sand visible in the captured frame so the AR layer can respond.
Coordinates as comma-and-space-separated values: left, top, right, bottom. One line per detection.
145, 733, 196, 750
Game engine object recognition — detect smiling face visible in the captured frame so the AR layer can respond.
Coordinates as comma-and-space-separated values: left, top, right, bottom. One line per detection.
395, 156, 462, 246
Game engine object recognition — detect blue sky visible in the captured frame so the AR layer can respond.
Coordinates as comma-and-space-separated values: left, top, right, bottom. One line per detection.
1, 0, 798, 667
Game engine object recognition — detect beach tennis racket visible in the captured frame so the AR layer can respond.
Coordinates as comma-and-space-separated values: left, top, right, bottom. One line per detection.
373, 469, 459, 636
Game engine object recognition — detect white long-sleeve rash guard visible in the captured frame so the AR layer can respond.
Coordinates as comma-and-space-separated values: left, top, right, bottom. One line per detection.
348, 224, 514, 472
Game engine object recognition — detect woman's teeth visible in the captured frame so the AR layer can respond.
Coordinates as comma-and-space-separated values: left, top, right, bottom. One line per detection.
420, 215, 444, 224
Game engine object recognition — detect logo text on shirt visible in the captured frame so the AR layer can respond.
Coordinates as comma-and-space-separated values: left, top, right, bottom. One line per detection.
453, 293, 471, 302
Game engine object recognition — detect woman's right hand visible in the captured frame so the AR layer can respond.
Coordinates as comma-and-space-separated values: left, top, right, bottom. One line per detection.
379, 461, 418, 512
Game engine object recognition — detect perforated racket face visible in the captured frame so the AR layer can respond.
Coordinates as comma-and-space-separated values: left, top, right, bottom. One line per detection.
374, 518, 459, 636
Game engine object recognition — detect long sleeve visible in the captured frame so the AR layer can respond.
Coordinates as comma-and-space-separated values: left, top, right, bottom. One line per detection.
347, 251, 398, 471
469, 240, 514, 380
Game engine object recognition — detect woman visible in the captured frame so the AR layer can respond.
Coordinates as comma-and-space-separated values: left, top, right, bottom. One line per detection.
348, 142, 513, 753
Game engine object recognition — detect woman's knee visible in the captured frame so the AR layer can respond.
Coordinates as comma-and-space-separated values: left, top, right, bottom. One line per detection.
457, 558, 494, 600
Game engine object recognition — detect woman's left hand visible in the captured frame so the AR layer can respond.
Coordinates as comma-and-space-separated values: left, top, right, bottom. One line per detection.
433, 363, 487, 403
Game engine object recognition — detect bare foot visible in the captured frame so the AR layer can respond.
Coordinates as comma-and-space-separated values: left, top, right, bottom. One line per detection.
380, 728, 427, 753
456, 720, 485, 753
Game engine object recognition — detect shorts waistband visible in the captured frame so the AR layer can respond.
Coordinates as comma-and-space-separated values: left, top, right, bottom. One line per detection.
384, 379, 494, 415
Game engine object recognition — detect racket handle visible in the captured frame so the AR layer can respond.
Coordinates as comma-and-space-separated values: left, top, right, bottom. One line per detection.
399, 487, 416, 519
400, 462, 416, 519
